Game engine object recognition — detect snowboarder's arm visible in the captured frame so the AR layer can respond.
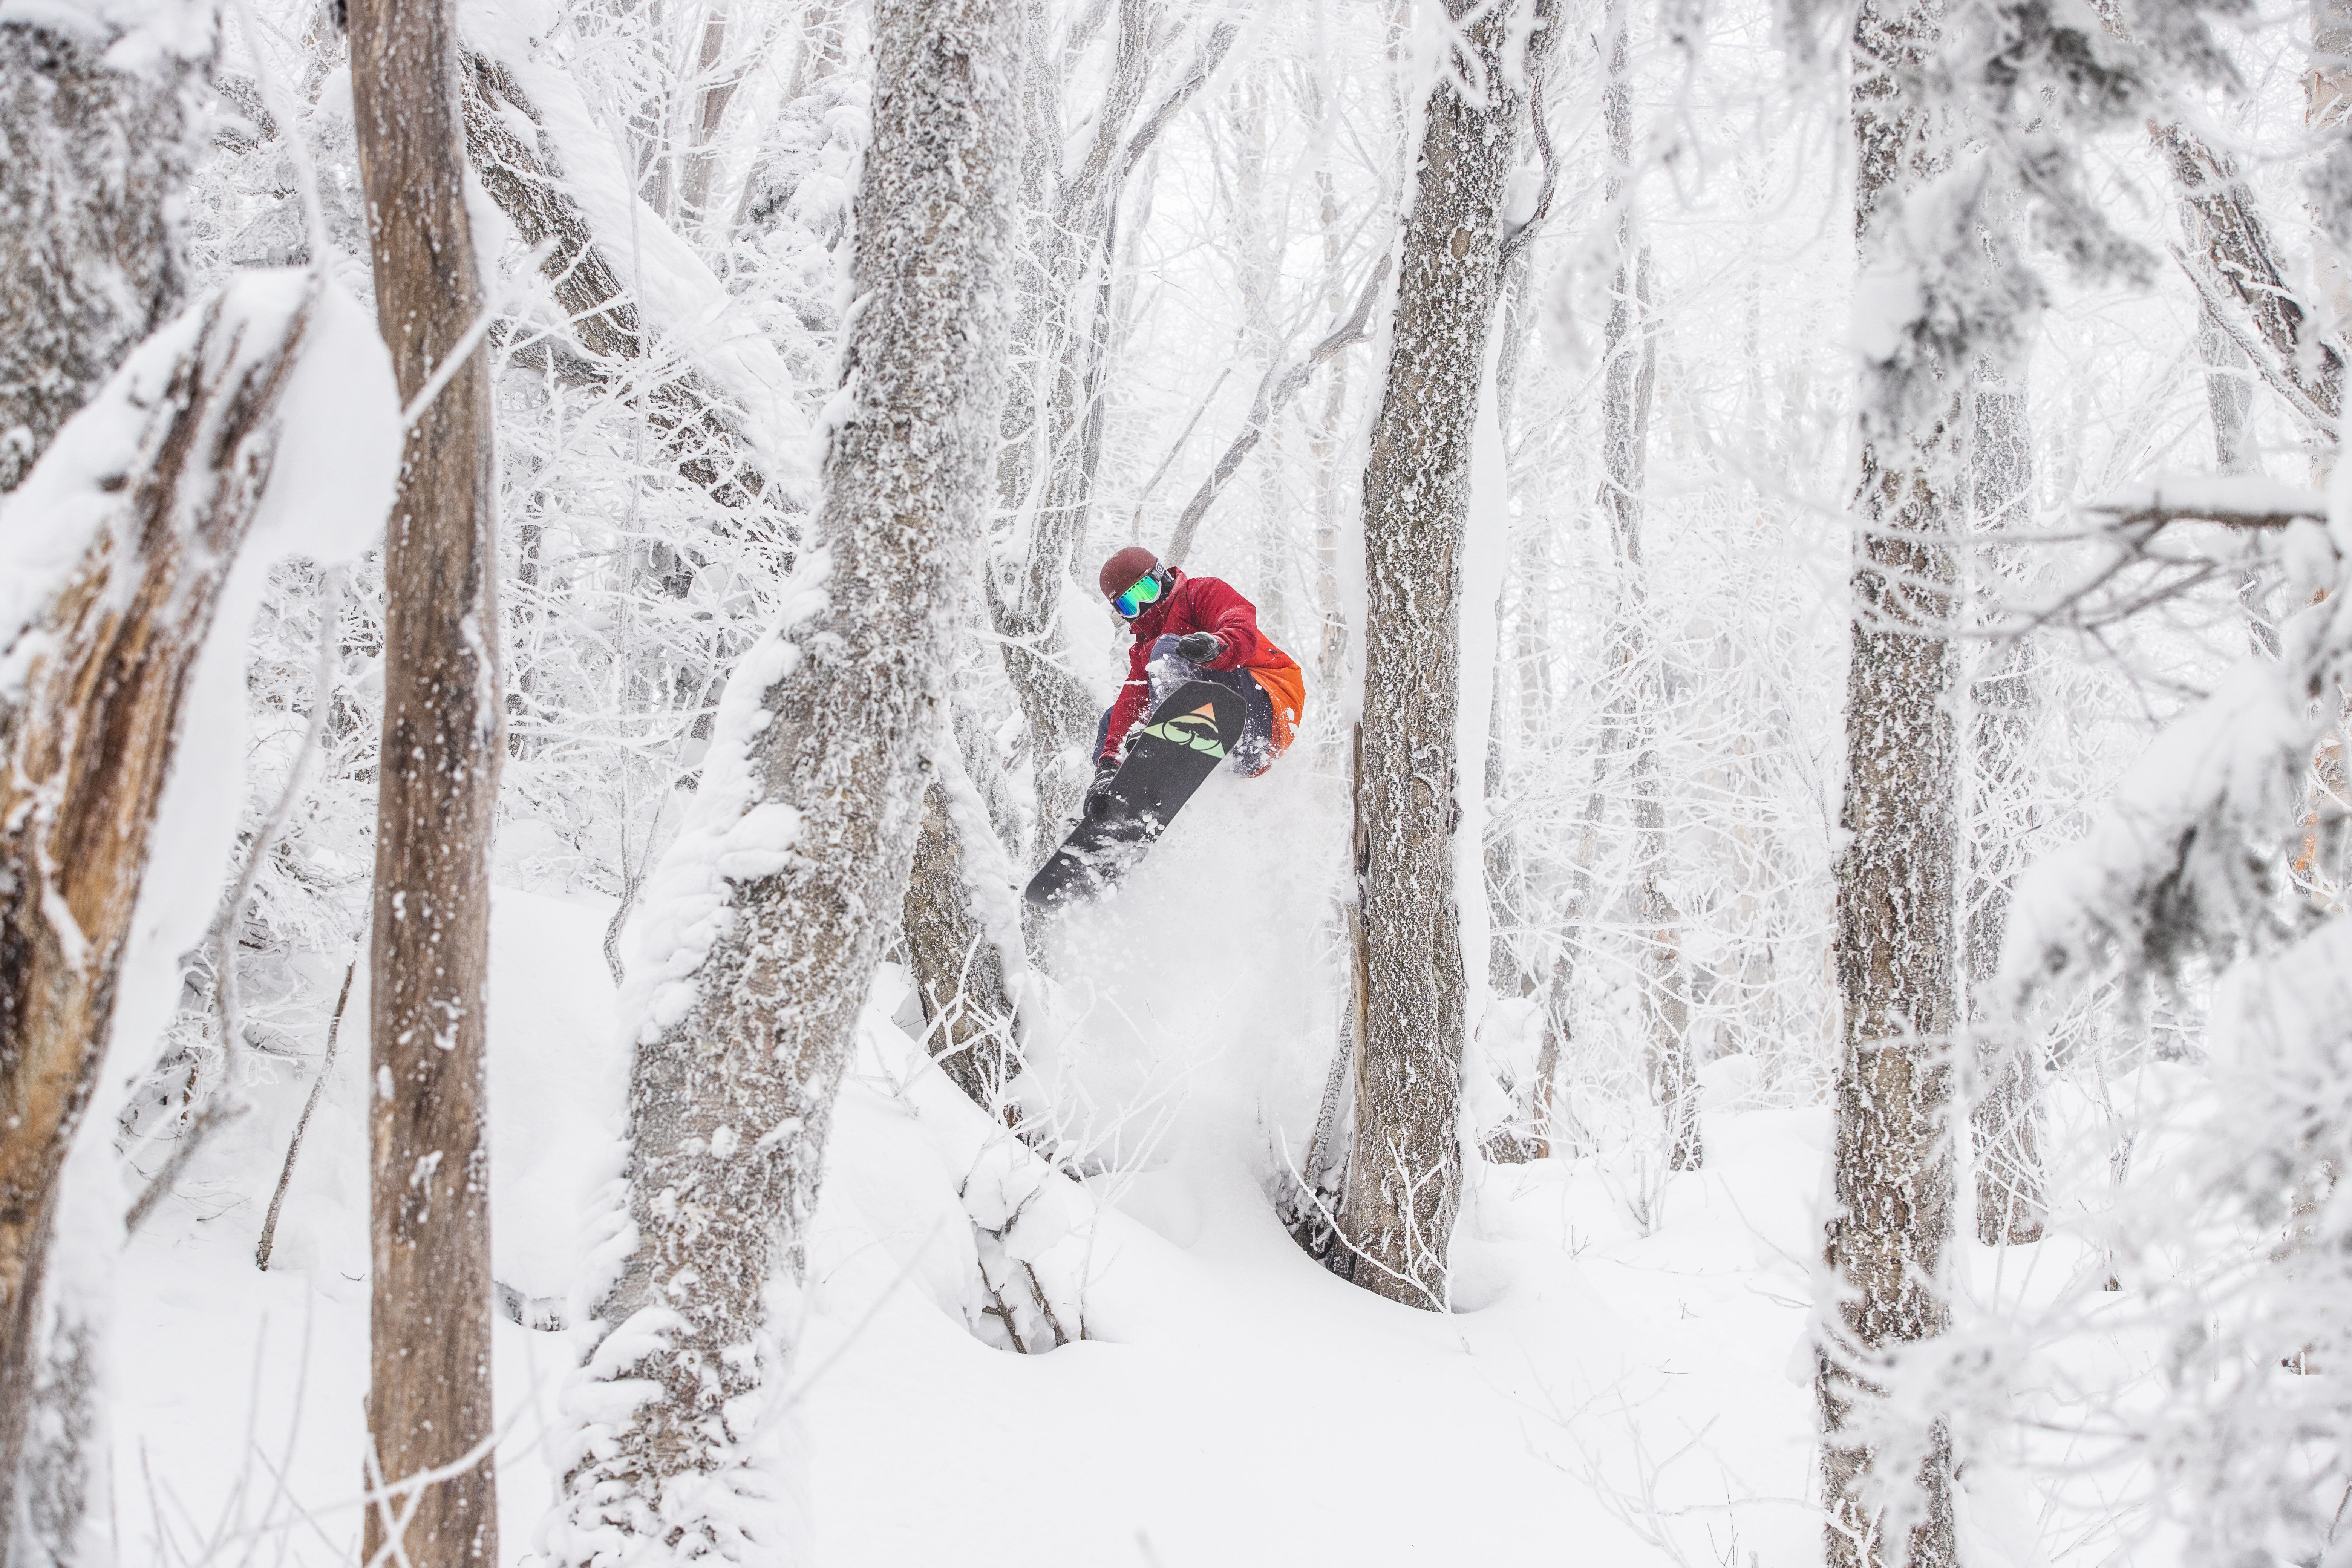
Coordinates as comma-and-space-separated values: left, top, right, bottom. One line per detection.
1186, 577, 1263, 668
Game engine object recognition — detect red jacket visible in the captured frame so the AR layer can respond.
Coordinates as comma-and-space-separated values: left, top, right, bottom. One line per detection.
1099, 570, 1302, 762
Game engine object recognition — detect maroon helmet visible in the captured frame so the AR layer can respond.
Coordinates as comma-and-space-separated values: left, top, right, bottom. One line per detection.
1098, 544, 1160, 602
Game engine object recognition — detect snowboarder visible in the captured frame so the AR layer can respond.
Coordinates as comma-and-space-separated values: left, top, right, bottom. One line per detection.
1084, 545, 1306, 822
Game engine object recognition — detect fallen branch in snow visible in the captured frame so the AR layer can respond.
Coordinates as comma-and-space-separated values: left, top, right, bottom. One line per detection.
1162, 251, 1395, 566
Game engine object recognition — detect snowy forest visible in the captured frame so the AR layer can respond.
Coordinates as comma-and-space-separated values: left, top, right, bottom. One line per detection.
2, 0, 2350, 1557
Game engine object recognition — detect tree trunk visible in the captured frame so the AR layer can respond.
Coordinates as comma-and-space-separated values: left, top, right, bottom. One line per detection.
1818, 0, 1960, 1561
348, 0, 504, 1548
1339, 0, 1554, 1311
0, 281, 327, 1563
1966, 369, 2045, 1246
902, 752, 1021, 1111
554, 0, 1013, 1551
461, 54, 769, 514
0, 9, 204, 492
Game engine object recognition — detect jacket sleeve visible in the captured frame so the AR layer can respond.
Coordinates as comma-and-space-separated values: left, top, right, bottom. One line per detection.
1099, 639, 1153, 761
1185, 577, 1263, 669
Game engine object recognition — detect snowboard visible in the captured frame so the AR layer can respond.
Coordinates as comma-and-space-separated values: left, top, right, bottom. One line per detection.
1023, 679, 1248, 910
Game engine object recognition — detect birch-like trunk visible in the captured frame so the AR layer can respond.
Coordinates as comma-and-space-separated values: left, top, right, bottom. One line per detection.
1340, 0, 1552, 1310
348, 0, 504, 1547
554, 0, 1012, 1551
1818, 0, 1959, 1560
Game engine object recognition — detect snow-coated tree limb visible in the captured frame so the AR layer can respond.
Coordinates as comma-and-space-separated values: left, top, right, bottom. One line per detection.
462, 54, 773, 512
2154, 124, 2344, 428
551, 0, 1017, 1553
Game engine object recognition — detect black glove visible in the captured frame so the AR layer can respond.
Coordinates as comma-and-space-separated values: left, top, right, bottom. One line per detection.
1084, 758, 1120, 819
1174, 631, 1223, 664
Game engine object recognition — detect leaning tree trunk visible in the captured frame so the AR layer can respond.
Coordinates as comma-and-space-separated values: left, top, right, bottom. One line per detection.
0, 5, 206, 493
1338, 0, 1554, 1311
348, 0, 505, 1550
552, 0, 1013, 1554
0, 278, 362, 1563
1818, 0, 1960, 1563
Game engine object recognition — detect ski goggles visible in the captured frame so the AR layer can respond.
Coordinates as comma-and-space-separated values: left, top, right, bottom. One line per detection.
1112, 571, 1163, 619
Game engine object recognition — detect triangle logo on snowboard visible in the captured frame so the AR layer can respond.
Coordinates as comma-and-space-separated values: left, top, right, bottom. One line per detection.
1024, 680, 1248, 908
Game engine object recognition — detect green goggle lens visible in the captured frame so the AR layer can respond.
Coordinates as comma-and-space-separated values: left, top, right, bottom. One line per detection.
1114, 573, 1162, 618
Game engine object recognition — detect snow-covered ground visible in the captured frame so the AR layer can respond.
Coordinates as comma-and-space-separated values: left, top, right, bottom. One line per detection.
110, 865, 1839, 1568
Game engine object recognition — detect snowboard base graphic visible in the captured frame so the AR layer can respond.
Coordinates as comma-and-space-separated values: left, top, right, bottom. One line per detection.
1023, 680, 1247, 910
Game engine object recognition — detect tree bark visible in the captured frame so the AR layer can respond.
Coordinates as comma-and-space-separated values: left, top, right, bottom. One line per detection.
1818, 0, 1960, 1561
903, 754, 1020, 1110
0, 283, 318, 1562
0, 11, 204, 492
1338, 0, 1555, 1311
554, 0, 1014, 1551
2155, 123, 2343, 429
347, 0, 504, 1548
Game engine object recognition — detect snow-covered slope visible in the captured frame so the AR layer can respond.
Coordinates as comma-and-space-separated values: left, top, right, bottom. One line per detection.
110, 876, 1833, 1567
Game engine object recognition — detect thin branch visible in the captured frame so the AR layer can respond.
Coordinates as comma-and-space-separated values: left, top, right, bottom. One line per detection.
126, 1096, 251, 1232
1122, 20, 1240, 177
1164, 252, 1394, 565
2084, 501, 2330, 531
254, 951, 359, 1269
2171, 244, 2340, 439
1497, 66, 1560, 269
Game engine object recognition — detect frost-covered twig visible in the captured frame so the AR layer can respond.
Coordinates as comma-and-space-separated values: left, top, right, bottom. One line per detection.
1162, 251, 1393, 565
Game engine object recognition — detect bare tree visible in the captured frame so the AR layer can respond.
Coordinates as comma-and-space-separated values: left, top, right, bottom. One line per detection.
461, 54, 772, 514
554, 0, 1015, 1550
1593, 0, 1698, 1173
1339, 0, 1557, 1310
1816, 0, 1961, 1561
347, 0, 504, 1547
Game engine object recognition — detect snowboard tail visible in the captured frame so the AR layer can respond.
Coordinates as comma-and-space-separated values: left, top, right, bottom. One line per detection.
1023, 680, 1246, 910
